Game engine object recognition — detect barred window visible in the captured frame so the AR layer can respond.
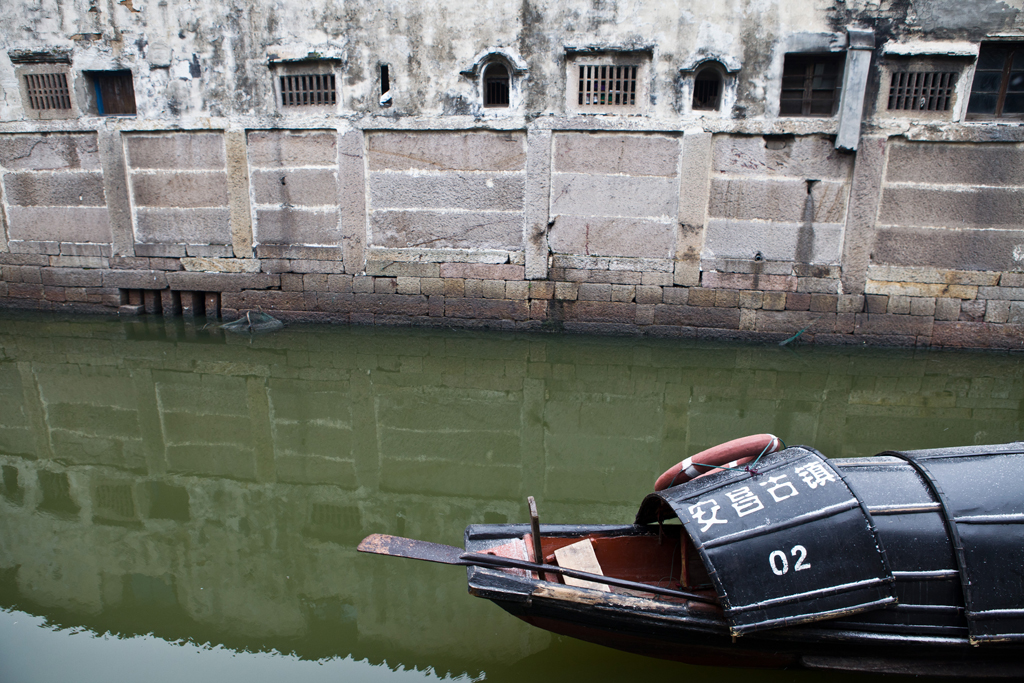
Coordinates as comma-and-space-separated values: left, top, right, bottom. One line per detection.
24, 72, 72, 110
780, 54, 844, 116
483, 63, 510, 107
279, 74, 337, 106
693, 65, 723, 111
888, 71, 957, 111
577, 64, 638, 107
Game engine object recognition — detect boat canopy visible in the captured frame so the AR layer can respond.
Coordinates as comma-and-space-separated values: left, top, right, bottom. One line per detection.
880, 443, 1024, 644
636, 447, 896, 636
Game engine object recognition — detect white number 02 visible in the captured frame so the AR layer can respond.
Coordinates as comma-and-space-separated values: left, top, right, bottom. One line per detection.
769, 545, 811, 576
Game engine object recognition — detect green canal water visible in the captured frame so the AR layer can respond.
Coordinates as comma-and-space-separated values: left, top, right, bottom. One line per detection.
0, 310, 1022, 682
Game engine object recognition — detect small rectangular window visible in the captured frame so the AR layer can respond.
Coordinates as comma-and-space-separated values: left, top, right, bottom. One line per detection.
24, 72, 72, 110
577, 64, 638, 107
279, 74, 337, 106
967, 42, 1024, 119
89, 70, 137, 116
780, 54, 844, 116
888, 71, 957, 111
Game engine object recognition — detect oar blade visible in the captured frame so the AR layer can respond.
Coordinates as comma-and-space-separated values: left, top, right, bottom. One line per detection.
357, 533, 467, 565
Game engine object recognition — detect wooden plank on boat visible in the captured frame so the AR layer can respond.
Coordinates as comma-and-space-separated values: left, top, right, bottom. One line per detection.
554, 539, 610, 592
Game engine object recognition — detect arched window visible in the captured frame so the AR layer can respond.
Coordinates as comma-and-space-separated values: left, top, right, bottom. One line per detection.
692, 64, 723, 111
483, 63, 510, 107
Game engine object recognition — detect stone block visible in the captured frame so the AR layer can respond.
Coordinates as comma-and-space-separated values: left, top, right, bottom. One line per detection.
61, 242, 109, 257
584, 270, 642, 285
755, 310, 835, 334
709, 178, 848, 223
1009, 302, 1024, 325
281, 274, 303, 291
739, 308, 756, 331
8, 282, 43, 298
5, 206, 111, 243
443, 278, 465, 297
9, 240, 60, 255
611, 284, 635, 302
371, 210, 522, 250
429, 294, 445, 316
688, 288, 716, 307
885, 140, 1024, 187
255, 208, 341, 245
635, 285, 662, 305
255, 245, 344, 261
739, 290, 762, 309
420, 277, 444, 296
636, 304, 656, 325
41, 268, 103, 287
674, 260, 700, 286
553, 133, 680, 177
367, 131, 526, 172
797, 277, 841, 294
374, 278, 398, 295
704, 219, 844, 263
314, 292, 354, 312
702, 271, 797, 291
136, 208, 232, 245
561, 300, 637, 324
932, 321, 1024, 350
810, 294, 838, 312
247, 130, 338, 168
109, 256, 150, 270
370, 172, 525, 211
653, 304, 741, 328
838, 295, 865, 313
579, 283, 611, 301
763, 291, 786, 311
118, 304, 145, 316
642, 271, 673, 286
7, 265, 41, 283
529, 281, 555, 300
445, 297, 529, 320
887, 295, 911, 315
0, 133, 100, 171
181, 257, 259, 273
1002, 272, 1024, 287
960, 300, 986, 322
786, 292, 810, 311
439, 263, 525, 280
979, 286, 1024, 301
873, 227, 1024, 273
710, 288, 740, 310
836, 312, 856, 334
554, 281, 579, 300
43, 285, 65, 302
278, 259, 345, 274
855, 314, 933, 337
482, 280, 506, 299
135, 244, 187, 258
365, 261, 440, 278
934, 297, 960, 321
49, 256, 108, 269
464, 279, 484, 298
505, 280, 529, 300
251, 168, 339, 206
327, 274, 354, 292
396, 276, 421, 294
125, 133, 225, 170
910, 297, 936, 317
550, 175, 678, 219
3, 171, 106, 207
712, 134, 853, 180
865, 294, 889, 314
222, 290, 317, 312
131, 172, 228, 208
165, 271, 279, 292
662, 286, 689, 305
530, 299, 549, 319
867, 265, 999, 286
866, 280, 978, 299
102, 269, 168, 289
985, 300, 1011, 324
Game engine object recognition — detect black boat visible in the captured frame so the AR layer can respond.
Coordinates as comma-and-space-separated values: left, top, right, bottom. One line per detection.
359, 439, 1024, 677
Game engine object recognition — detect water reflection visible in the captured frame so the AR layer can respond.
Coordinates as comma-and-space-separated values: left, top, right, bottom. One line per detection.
0, 311, 1022, 681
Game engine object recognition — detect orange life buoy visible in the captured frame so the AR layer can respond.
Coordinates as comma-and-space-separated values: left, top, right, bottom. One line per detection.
654, 434, 782, 491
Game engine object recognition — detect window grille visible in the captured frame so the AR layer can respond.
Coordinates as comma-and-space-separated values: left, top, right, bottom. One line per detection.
577, 64, 638, 107
780, 55, 844, 116
280, 74, 337, 106
888, 71, 957, 111
693, 68, 723, 111
484, 63, 510, 107
24, 72, 71, 110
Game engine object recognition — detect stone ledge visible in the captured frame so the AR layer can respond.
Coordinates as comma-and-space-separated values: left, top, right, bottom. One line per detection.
181, 257, 261, 273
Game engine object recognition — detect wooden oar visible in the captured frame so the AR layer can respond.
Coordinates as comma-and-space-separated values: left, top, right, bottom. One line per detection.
358, 533, 716, 604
